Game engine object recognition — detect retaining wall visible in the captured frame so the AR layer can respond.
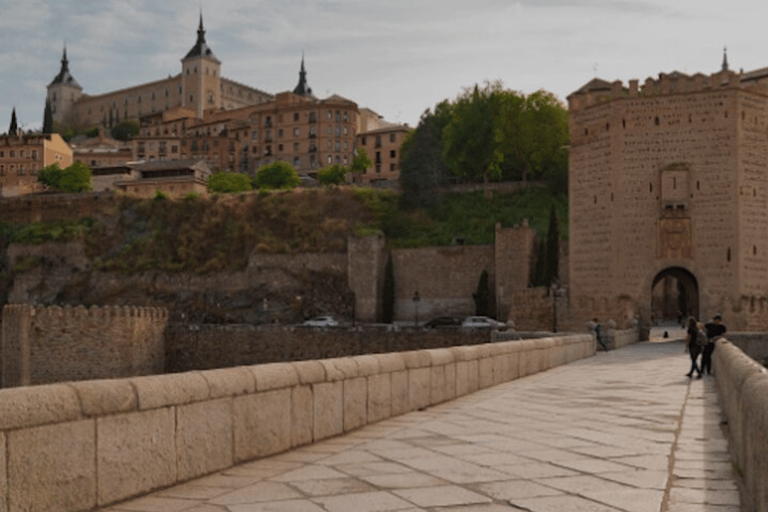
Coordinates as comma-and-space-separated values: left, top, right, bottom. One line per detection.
713, 339, 768, 511
0, 333, 594, 511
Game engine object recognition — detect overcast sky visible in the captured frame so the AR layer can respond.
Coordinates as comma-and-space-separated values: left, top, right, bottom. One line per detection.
1, 0, 767, 133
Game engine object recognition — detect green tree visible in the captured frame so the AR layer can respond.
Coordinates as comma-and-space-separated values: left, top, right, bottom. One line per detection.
399, 102, 453, 207
544, 203, 560, 286
253, 161, 300, 190
316, 163, 347, 186
473, 269, 490, 316
499, 89, 568, 187
207, 171, 253, 193
9, 107, 18, 136
349, 147, 373, 175
43, 100, 54, 134
443, 83, 504, 186
38, 161, 92, 193
382, 255, 395, 323
110, 120, 139, 141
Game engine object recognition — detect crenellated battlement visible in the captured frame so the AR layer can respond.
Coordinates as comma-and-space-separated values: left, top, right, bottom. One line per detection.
1, 303, 168, 387
568, 69, 768, 112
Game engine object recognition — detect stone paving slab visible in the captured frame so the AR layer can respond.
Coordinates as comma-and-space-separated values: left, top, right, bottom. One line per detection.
101, 338, 743, 512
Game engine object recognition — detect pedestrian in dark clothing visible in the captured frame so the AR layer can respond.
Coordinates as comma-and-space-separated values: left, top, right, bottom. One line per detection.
588, 318, 608, 351
702, 315, 726, 376
685, 316, 703, 379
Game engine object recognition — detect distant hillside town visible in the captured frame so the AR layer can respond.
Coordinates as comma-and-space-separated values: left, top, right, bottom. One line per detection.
0, 14, 410, 197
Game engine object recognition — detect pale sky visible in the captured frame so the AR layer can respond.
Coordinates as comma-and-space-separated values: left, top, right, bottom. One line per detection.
1, 0, 766, 133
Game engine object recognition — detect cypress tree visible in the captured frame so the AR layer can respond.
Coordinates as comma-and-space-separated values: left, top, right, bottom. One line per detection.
473, 269, 490, 316
382, 255, 395, 323
43, 99, 54, 134
544, 204, 559, 285
9, 107, 18, 136
532, 238, 546, 287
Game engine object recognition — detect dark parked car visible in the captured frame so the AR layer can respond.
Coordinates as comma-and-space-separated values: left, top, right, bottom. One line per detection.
424, 316, 462, 328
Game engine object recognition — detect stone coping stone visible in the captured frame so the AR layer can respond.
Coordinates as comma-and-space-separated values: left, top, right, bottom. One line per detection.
129, 372, 209, 410
402, 350, 431, 369
69, 379, 138, 417
199, 366, 257, 398
292, 360, 326, 384
250, 362, 299, 391
351, 355, 380, 377
0, 384, 82, 430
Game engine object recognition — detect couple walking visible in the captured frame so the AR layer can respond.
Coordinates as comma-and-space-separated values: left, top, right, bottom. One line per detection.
685, 314, 726, 378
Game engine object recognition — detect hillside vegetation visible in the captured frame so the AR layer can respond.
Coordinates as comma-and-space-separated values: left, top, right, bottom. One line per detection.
0, 185, 565, 275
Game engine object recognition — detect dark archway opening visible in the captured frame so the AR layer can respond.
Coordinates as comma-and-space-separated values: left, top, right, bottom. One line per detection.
652, 267, 699, 324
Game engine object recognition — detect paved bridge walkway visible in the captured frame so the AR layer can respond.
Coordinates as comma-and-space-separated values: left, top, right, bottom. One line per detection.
102, 335, 743, 512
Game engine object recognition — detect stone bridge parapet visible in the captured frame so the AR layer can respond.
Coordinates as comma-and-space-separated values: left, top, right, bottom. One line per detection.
0, 333, 594, 511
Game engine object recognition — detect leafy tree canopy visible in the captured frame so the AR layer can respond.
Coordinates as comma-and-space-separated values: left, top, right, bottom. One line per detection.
38, 161, 92, 193
110, 120, 140, 141
316, 164, 347, 186
401, 81, 568, 197
207, 171, 253, 193
349, 147, 373, 174
253, 161, 300, 190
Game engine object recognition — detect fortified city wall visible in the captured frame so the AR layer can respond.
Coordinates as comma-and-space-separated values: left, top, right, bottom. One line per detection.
1, 305, 167, 388
568, 69, 768, 330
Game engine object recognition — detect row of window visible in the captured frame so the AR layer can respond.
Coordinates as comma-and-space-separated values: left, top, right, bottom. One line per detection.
360, 133, 398, 146
0, 150, 38, 159
0, 163, 38, 176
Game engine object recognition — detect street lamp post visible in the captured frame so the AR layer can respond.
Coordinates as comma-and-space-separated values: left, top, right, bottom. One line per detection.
412, 291, 421, 327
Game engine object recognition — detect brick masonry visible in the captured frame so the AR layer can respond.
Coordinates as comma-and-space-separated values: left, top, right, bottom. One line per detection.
1, 304, 168, 388
569, 70, 768, 330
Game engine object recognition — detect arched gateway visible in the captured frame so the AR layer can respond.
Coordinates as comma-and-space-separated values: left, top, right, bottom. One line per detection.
651, 267, 699, 323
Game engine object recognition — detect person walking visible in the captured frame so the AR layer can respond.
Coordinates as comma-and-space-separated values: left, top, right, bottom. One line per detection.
588, 318, 609, 352
685, 316, 703, 379
702, 314, 726, 376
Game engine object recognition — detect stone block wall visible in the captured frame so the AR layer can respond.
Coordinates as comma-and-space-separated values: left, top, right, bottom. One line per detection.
713, 339, 768, 511
2, 305, 168, 388
392, 245, 495, 320
0, 333, 595, 511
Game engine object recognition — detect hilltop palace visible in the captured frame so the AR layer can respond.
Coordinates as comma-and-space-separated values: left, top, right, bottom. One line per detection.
39, 15, 408, 189
568, 51, 768, 331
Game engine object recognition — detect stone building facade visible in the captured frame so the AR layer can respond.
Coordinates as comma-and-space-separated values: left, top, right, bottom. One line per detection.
0, 132, 73, 196
568, 55, 768, 330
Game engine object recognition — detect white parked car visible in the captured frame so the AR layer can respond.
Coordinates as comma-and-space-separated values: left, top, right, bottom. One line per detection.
303, 315, 339, 327
461, 316, 508, 330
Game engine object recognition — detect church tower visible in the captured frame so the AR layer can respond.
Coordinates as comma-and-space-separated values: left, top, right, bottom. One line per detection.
47, 46, 83, 126
181, 13, 221, 119
293, 54, 314, 97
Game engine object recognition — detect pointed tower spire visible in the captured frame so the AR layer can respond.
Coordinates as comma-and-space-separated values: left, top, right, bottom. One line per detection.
293, 52, 313, 96
183, 11, 219, 61
722, 46, 729, 72
49, 45, 82, 89
9, 107, 18, 136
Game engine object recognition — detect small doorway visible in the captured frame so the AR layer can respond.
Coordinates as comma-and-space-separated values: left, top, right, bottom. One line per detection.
651, 267, 699, 324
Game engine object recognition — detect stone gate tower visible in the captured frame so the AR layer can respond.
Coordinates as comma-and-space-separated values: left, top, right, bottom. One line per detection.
46, 47, 83, 126
568, 59, 768, 331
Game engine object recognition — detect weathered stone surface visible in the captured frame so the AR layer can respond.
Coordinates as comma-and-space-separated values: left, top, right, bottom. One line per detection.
0, 384, 81, 430
130, 372, 209, 410
455, 360, 470, 397
320, 358, 358, 381
97, 408, 176, 505
234, 389, 292, 462
429, 348, 454, 366
430, 364, 448, 405
409, 367, 431, 410
478, 357, 494, 389
251, 362, 299, 391
292, 360, 326, 384
0, 432, 5, 512
69, 379, 137, 416
376, 352, 406, 373
8, 420, 96, 512
402, 350, 431, 369
344, 377, 367, 432
176, 399, 233, 481
313, 382, 343, 440
367, 373, 391, 423
292, 385, 314, 447
466, 359, 479, 394
390, 369, 410, 415
351, 355, 379, 377
200, 366, 256, 398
